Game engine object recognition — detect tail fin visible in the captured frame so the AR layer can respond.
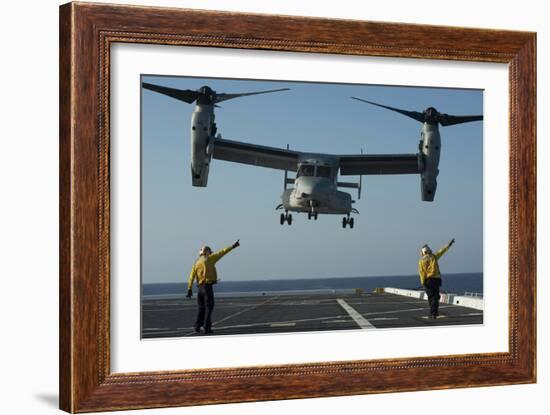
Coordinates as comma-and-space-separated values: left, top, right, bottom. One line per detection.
338, 146, 363, 199
358, 148, 363, 200
284, 173, 294, 189
283, 144, 294, 190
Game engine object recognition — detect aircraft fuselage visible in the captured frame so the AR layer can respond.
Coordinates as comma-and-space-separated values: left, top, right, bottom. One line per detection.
280, 156, 353, 215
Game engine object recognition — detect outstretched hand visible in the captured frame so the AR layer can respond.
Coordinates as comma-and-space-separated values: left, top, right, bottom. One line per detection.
232, 239, 240, 249
449, 238, 456, 246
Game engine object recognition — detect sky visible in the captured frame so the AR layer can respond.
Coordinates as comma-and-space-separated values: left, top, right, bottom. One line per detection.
141, 75, 483, 284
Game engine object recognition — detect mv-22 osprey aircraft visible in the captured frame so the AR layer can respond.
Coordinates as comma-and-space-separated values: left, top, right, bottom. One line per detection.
142, 82, 483, 229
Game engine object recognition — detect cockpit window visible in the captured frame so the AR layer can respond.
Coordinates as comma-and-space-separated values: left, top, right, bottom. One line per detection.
297, 165, 314, 177
316, 166, 331, 178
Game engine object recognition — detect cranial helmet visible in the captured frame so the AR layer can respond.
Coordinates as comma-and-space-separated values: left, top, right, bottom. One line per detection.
199, 246, 212, 256
421, 244, 432, 256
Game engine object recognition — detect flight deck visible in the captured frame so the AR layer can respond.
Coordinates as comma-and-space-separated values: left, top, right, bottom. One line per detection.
141, 291, 483, 339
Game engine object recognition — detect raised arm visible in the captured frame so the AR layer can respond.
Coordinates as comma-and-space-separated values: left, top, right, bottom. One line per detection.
435, 239, 455, 259
209, 240, 240, 264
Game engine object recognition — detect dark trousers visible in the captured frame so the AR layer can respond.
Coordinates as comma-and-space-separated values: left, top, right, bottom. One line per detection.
195, 283, 215, 331
424, 277, 442, 316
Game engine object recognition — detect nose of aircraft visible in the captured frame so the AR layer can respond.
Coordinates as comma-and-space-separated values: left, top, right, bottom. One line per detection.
297, 177, 330, 199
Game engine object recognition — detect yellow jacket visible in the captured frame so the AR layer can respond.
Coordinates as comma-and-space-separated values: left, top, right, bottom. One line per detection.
418, 244, 451, 285
188, 245, 235, 290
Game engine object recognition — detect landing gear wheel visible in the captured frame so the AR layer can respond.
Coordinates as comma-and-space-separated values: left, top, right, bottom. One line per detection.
342, 217, 347, 228
349, 217, 354, 229
308, 212, 312, 220
280, 213, 285, 225
287, 214, 293, 225
314, 212, 318, 220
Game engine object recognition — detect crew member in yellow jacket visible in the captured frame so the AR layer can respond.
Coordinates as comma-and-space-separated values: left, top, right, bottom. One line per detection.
418, 238, 455, 319
187, 240, 240, 334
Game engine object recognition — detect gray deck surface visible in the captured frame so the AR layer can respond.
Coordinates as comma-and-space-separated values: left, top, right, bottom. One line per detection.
141, 292, 483, 339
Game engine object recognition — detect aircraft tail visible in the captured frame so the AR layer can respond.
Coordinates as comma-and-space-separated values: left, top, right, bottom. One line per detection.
338, 148, 363, 199
283, 144, 295, 190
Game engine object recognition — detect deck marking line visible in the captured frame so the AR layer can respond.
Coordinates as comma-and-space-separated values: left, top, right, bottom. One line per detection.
214, 296, 279, 326
215, 315, 349, 330
369, 317, 399, 321
270, 323, 296, 327
336, 299, 376, 329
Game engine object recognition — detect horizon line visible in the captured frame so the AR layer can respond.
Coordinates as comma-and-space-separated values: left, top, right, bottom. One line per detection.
143, 271, 483, 285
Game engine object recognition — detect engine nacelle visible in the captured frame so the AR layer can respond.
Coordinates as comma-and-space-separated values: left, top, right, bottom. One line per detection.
191, 161, 211, 187
419, 124, 441, 201
421, 169, 438, 202
190, 105, 215, 187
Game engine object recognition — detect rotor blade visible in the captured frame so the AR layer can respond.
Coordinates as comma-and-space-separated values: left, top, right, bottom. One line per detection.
215, 88, 290, 103
438, 114, 483, 126
351, 97, 425, 123
142, 82, 199, 104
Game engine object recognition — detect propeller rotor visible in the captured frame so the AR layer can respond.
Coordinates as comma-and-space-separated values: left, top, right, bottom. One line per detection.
142, 82, 290, 105
351, 96, 483, 126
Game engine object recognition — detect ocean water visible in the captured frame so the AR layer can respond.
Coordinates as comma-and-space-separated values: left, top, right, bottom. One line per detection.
143, 272, 483, 298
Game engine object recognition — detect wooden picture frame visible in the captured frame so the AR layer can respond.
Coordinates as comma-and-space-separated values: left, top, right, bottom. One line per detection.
59, 2, 536, 412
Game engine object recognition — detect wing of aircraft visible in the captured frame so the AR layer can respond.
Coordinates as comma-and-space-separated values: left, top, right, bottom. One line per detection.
213, 138, 300, 171
339, 154, 421, 175
213, 139, 420, 175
